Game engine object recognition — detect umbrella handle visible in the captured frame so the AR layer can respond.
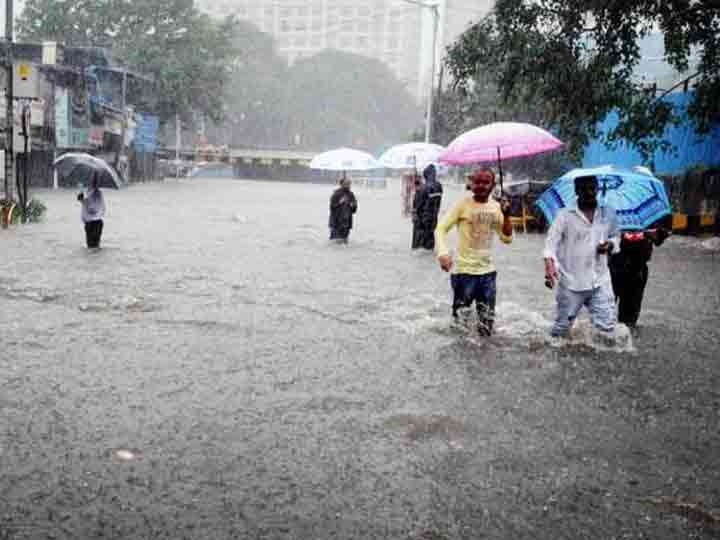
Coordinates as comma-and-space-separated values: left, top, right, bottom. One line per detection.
496, 146, 504, 194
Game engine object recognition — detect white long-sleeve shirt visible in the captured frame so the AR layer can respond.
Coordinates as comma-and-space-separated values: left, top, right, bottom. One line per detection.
543, 206, 620, 292
81, 188, 105, 223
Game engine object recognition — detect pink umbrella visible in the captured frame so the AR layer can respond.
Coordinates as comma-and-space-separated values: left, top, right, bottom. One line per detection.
438, 122, 563, 192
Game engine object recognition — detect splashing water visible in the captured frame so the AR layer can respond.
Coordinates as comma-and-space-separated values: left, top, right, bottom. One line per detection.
447, 301, 635, 354
546, 318, 635, 353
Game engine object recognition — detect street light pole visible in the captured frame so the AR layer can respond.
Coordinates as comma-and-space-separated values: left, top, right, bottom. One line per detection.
425, 5, 439, 144
401, 0, 439, 144
4, 0, 14, 200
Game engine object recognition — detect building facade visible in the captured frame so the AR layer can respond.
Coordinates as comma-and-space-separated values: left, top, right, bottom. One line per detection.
198, 0, 493, 102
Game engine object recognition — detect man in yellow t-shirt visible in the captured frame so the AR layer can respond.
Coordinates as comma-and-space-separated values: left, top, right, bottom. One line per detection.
435, 168, 513, 336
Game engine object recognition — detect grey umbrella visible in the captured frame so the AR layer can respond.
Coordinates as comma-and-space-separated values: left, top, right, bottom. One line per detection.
53, 153, 125, 189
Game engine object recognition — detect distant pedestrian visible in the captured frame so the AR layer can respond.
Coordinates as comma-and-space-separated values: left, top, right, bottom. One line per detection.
609, 224, 670, 329
77, 174, 105, 249
543, 175, 620, 337
329, 177, 357, 243
435, 168, 513, 336
411, 173, 425, 249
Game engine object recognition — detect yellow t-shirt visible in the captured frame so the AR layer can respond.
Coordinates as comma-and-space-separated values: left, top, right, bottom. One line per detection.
435, 197, 512, 275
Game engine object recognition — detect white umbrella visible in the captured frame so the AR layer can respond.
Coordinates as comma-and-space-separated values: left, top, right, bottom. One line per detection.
309, 148, 381, 174
379, 142, 445, 171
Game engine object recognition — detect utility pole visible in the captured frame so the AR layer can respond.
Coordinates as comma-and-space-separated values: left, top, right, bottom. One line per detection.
175, 113, 181, 179
115, 68, 128, 180
426, 4, 439, 143
402, 0, 440, 143
4, 0, 14, 200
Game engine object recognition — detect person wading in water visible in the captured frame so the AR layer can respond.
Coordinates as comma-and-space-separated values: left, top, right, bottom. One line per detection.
435, 168, 512, 336
329, 177, 358, 243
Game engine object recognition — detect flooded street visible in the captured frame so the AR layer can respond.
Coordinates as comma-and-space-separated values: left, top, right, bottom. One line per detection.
2, 178, 719, 539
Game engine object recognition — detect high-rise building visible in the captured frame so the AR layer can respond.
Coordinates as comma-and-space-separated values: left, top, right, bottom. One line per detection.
198, 0, 495, 102
199, 0, 426, 99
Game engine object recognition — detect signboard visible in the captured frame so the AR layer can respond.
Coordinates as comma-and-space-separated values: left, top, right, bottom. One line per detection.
55, 88, 70, 148
30, 99, 45, 127
42, 42, 58, 65
13, 63, 40, 99
18, 64, 31, 80
134, 114, 159, 152
70, 128, 89, 147
105, 117, 122, 136
89, 125, 104, 147
124, 111, 137, 147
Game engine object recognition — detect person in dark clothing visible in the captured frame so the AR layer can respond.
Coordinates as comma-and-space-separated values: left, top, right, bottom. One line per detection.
329, 177, 358, 243
421, 164, 443, 250
411, 164, 443, 250
609, 225, 670, 328
411, 173, 426, 249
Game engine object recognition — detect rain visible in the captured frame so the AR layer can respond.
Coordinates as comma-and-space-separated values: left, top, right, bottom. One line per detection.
1, 1, 720, 539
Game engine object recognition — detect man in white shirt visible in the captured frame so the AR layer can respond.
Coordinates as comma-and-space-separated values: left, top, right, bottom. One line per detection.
543, 175, 620, 337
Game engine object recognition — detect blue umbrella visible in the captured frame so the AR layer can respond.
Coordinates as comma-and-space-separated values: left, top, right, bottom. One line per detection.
536, 165, 672, 230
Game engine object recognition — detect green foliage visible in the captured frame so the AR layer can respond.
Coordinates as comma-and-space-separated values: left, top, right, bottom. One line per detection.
444, 0, 720, 160
6, 198, 46, 224
211, 38, 422, 151
430, 69, 576, 179
284, 49, 420, 150
17, 0, 239, 123
25, 199, 47, 223
210, 21, 292, 146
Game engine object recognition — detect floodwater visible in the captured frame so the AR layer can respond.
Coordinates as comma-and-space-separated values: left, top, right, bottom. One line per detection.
1, 178, 719, 539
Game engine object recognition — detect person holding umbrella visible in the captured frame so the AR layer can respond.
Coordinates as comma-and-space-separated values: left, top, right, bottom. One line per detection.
77, 173, 106, 249
538, 165, 673, 337
435, 168, 513, 336
543, 175, 620, 338
53, 152, 123, 249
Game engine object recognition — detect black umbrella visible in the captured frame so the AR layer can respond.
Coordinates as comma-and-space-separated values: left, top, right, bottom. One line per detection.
53, 153, 125, 189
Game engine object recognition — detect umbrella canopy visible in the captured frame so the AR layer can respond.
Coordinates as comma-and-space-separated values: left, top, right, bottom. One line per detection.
309, 148, 381, 172
53, 153, 124, 190
438, 122, 563, 192
379, 142, 445, 171
536, 165, 672, 231
438, 122, 563, 165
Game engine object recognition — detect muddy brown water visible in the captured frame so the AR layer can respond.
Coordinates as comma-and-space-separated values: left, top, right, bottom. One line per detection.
1, 178, 719, 539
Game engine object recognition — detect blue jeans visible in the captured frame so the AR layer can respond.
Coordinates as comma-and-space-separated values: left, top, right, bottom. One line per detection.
551, 282, 616, 337
451, 272, 497, 336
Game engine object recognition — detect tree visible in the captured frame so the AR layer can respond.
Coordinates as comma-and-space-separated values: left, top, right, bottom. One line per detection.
209, 21, 290, 148
431, 78, 571, 180
444, 0, 720, 160
284, 49, 421, 151
17, 0, 238, 123
211, 46, 423, 151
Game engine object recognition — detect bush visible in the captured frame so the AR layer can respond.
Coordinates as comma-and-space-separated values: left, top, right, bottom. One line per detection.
9, 199, 47, 224
26, 199, 47, 223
